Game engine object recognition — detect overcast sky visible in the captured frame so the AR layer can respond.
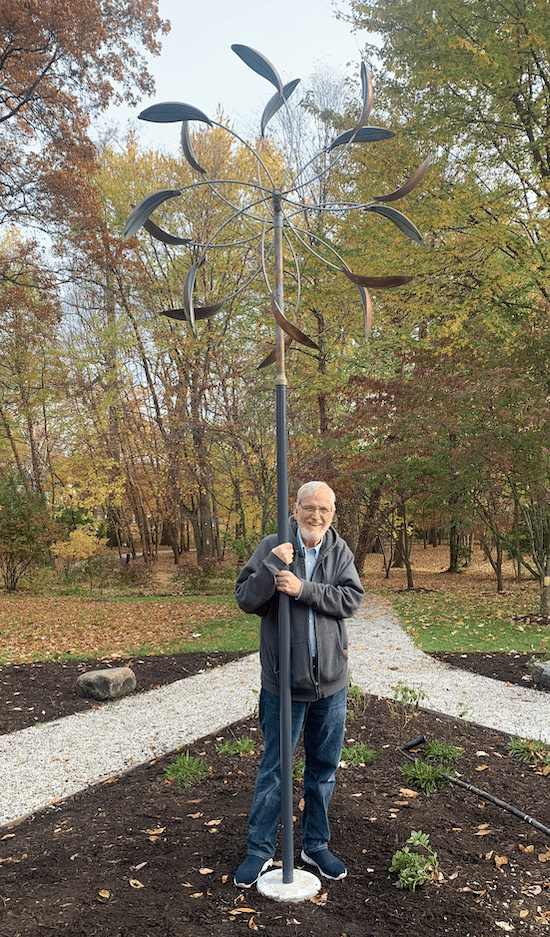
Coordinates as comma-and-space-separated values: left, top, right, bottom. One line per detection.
104, 0, 377, 149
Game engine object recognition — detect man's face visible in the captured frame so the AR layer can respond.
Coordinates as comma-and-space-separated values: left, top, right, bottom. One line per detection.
293, 484, 335, 548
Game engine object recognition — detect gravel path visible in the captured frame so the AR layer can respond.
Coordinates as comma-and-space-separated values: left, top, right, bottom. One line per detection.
2, 594, 549, 829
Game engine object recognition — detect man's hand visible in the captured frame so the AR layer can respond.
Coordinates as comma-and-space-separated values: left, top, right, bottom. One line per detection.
276, 569, 302, 597
271, 543, 294, 565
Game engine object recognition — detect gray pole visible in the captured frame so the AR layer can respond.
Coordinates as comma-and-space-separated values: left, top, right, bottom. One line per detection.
273, 190, 294, 884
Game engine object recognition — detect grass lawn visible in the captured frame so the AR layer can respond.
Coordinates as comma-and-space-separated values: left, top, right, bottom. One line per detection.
0, 544, 547, 663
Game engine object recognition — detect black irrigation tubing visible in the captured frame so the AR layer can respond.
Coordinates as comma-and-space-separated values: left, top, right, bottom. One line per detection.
400, 736, 550, 839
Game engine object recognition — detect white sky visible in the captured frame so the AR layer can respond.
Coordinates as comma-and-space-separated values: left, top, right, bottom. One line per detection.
104, 0, 377, 149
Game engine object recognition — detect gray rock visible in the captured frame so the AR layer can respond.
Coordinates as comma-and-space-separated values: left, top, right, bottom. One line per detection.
75, 667, 136, 701
529, 659, 550, 688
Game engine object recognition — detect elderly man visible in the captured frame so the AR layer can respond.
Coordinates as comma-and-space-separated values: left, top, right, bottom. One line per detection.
233, 481, 364, 888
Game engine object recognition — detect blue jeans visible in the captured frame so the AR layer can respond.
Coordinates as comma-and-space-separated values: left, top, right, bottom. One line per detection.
246, 687, 347, 860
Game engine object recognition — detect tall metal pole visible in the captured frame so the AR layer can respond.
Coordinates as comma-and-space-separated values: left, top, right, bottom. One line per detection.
273, 190, 294, 884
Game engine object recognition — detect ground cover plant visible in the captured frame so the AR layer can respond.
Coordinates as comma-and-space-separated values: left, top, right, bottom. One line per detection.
1, 546, 550, 935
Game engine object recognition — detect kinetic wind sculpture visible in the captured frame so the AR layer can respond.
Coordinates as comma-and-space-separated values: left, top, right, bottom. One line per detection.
123, 43, 429, 898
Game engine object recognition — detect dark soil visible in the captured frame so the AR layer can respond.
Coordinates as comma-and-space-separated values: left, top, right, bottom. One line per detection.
1, 651, 550, 936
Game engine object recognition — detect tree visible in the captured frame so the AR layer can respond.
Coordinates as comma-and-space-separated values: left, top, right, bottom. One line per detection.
0, 473, 58, 591
0, 0, 168, 233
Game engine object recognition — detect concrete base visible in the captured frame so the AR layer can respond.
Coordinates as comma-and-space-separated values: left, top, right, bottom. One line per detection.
257, 867, 321, 902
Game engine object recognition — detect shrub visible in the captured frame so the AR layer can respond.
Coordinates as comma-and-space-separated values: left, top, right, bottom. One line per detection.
0, 474, 58, 592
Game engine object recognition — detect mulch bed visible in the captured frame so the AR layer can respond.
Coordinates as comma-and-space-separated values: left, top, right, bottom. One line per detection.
1, 651, 550, 936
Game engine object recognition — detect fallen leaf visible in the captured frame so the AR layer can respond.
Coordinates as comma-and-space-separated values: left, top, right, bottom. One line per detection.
248, 917, 259, 931
522, 884, 542, 897
495, 855, 509, 869
188, 812, 203, 819
519, 845, 535, 854
399, 788, 418, 798
520, 910, 529, 919
495, 921, 514, 931
539, 850, 550, 863
129, 879, 144, 889
205, 819, 222, 827
199, 868, 214, 875
141, 827, 166, 836
475, 765, 489, 772
190, 893, 203, 899
310, 891, 328, 905
97, 889, 111, 903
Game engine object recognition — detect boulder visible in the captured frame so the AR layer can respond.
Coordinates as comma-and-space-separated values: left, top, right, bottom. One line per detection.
528, 659, 550, 689
75, 667, 136, 701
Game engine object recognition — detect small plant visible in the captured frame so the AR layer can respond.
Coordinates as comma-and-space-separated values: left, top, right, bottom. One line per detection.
508, 736, 550, 767
456, 702, 471, 733
400, 757, 455, 795
341, 743, 379, 767
424, 740, 463, 767
292, 758, 305, 779
163, 751, 208, 786
390, 830, 439, 891
347, 678, 370, 718
215, 736, 255, 757
390, 681, 427, 735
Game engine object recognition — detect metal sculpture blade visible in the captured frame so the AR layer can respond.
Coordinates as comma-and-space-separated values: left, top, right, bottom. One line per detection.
343, 271, 415, 288
365, 204, 423, 243
258, 333, 293, 370
231, 44, 283, 93
181, 121, 206, 175
357, 63, 374, 129
123, 189, 182, 240
161, 300, 224, 322
270, 295, 319, 350
143, 218, 192, 246
374, 156, 432, 203
182, 262, 199, 332
358, 284, 373, 339
261, 79, 301, 136
327, 127, 394, 151
139, 102, 212, 125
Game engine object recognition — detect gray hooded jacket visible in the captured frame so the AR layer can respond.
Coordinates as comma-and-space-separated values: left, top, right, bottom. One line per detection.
235, 519, 364, 701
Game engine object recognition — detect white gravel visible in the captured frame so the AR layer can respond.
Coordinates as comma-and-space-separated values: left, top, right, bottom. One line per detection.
2, 594, 549, 829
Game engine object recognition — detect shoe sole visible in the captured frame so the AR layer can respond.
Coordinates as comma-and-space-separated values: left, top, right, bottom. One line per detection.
233, 857, 273, 888
301, 850, 347, 880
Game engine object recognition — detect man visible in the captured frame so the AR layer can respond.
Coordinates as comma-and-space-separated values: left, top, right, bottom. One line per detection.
233, 481, 364, 888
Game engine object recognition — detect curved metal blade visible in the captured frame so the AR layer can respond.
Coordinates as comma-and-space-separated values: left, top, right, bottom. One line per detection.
123, 189, 181, 240
143, 219, 192, 246
373, 156, 432, 203
261, 78, 301, 135
139, 101, 212, 125
365, 204, 423, 243
343, 270, 415, 288
182, 263, 199, 333
195, 300, 225, 319
270, 294, 319, 350
181, 121, 206, 175
160, 300, 224, 322
358, 285, 373, 339
258, 333, 293, 370
357, 63, 374, 129
327, 126, 394, 151
231, 44, 283, 93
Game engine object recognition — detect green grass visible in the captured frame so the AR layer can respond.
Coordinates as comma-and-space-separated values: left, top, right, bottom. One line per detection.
386, 588, 549, 653
124, 607, 259, 657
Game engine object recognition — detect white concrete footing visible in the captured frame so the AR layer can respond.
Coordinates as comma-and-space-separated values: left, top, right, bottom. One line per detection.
257, 867, 321, 902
